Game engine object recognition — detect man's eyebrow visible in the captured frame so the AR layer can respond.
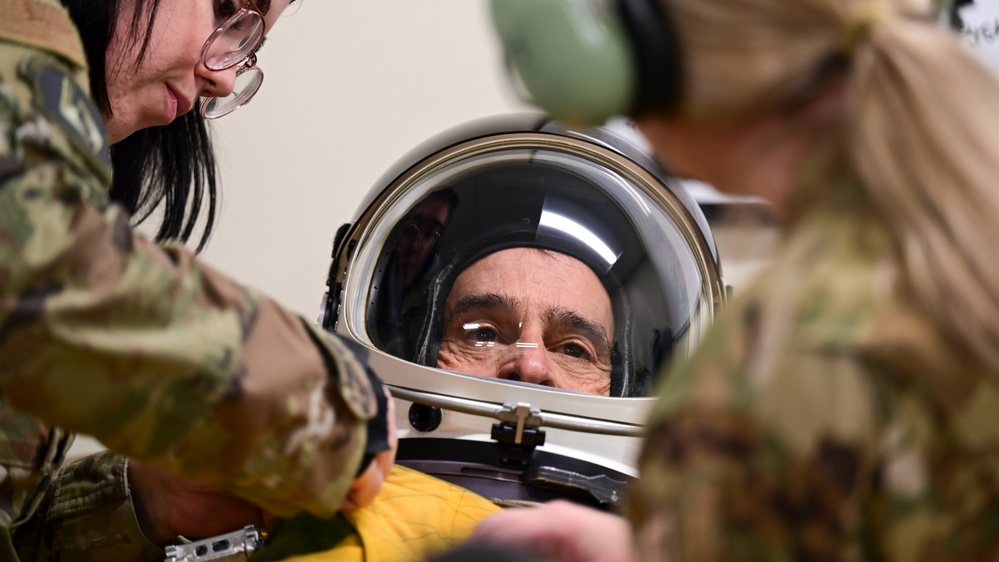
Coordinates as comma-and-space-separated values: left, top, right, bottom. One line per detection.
446, 293, 518, 322
549, 307, 612, 356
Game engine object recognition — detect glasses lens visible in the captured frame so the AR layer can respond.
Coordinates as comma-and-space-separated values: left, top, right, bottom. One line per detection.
203, 11, 264, 70
201, 66, 264, 119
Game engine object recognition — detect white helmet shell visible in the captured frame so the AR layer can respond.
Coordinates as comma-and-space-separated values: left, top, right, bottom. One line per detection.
320, 114, 725, 508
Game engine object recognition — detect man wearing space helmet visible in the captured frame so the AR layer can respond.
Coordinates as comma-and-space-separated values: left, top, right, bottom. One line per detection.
365, 145, 716, 400
258, 115, 723, 562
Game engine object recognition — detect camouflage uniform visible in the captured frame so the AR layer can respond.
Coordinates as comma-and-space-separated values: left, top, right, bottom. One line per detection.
0, 0, 378, 560
631, 192, 999, 561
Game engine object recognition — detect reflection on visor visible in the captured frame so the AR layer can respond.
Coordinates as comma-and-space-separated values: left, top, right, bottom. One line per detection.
538, 210, 620, 267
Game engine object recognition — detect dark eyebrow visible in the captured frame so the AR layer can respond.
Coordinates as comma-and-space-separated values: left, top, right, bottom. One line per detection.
548, 307, 612, 357
446, 293, 518, 322
255, 37, 268, 53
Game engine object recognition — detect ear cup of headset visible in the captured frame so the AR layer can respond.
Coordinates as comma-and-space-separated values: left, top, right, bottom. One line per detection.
490, 0, 637, 125
490, 0, 682, 125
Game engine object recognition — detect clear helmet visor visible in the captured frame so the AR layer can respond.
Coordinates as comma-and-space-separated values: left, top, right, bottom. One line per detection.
333, 118, 724, 399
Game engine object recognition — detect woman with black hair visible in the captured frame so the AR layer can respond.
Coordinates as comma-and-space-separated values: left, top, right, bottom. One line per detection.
66, 0, 240, 251
0, 1, 394, 560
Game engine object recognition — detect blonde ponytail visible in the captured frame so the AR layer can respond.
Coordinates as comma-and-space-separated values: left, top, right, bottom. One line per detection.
847, 16, 999, 370
663, 0, 999, 371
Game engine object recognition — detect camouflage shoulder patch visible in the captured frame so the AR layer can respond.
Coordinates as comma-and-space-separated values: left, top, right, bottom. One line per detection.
18, 56, 110, 179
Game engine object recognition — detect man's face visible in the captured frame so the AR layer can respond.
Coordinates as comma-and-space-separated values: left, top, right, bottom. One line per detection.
436, 248, 614, 395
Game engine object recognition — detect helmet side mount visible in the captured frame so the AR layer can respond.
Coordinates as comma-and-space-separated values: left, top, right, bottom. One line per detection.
491, 403, 547, 465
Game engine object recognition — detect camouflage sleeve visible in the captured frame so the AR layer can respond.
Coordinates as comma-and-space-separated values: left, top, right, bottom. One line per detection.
13, 451, 163, 561
629, 301, 882, 562
0, 43, 377, 518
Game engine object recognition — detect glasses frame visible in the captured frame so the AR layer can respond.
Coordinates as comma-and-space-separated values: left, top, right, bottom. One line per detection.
199, 0, 266, 119
397, 221, 444, 246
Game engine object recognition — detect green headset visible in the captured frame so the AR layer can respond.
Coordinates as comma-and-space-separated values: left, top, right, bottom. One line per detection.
490, 0, 683, 125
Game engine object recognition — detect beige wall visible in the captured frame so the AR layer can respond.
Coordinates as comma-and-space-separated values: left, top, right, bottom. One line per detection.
199, 1, 531, 319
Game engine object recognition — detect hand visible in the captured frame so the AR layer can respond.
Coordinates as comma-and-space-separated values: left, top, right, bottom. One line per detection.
128, 459, 274, 545
468, 500, 637, 562
338, 385, 398, 511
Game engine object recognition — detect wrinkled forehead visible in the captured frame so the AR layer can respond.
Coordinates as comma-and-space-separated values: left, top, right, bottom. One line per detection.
455, 248, 602, 288
450, 248, 614, 325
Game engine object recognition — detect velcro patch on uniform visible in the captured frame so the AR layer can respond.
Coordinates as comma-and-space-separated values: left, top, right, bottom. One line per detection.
19, 57, 110, 174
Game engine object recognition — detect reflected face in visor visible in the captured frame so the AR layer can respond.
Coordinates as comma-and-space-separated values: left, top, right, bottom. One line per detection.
437, 248, 615, 395
392, 195, 452, 289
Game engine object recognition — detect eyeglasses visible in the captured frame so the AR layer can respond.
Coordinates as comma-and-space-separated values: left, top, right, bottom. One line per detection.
397, 221, 443, 246
199, 0, 266, 119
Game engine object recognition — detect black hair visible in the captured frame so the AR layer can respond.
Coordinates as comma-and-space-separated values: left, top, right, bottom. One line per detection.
62, 0, 221, 251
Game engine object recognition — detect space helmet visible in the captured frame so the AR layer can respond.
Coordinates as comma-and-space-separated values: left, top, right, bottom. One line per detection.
319, 114, 726, 509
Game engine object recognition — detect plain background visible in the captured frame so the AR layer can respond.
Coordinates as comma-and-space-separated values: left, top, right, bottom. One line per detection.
198, 1, 532, 319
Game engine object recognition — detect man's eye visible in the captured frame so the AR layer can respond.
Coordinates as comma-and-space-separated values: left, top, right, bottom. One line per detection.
559, 342, 592, 360
469, 328, 498, 342
460, 322, 498, 343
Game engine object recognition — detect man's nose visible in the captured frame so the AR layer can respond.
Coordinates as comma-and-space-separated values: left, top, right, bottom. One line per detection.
498, 340, 552, 387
